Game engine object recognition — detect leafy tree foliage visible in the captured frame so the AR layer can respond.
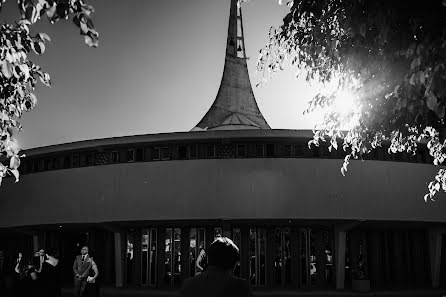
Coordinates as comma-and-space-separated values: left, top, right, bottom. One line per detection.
0, 0, 98, 185
256, 0, 446, 200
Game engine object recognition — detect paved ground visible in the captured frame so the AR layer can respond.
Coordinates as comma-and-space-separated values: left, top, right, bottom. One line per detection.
58, 287, 446, 297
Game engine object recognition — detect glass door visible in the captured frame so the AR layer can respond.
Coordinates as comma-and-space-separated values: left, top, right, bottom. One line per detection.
299, 228, 333, 288
164, 228, 181, 287
273, 228, 291, 287
141, 228, 157, 286
189, 228, 206, 276
249, 228, 266, 286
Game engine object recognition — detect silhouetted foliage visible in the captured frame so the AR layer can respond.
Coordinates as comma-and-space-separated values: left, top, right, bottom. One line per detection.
0, 0, 98, 184
256, 0, 446, 200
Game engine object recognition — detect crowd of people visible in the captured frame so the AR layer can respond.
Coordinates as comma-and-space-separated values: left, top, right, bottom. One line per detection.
7, 239, 250, 297
8, 245, 99, 297
12, 248, 61, 297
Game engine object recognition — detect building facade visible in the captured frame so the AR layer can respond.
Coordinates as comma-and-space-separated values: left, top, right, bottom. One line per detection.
1, 0, 446, 291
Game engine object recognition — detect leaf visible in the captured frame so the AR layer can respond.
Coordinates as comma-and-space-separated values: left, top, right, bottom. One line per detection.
29, 93, 37, 105
426, 92, 438, 111
18, 64, 30, 81
9, 155, 20, 170
46, 3, 57, 20
1, 60, 12, 78
9, 169, 19, 182
418, 71, 425, 85
85, 31, 99, 48
38, 41, 45, 54
38, 33, 51, 42
409, 73, 416, 85
359, 23, 366, 37
437, 104, 445, 119
32, 41, 43, 55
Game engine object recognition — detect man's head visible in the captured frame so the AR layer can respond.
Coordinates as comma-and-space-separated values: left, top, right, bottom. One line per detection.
81, 246, 89, 255
38, 249, 45, 257
207, 237, 239, 271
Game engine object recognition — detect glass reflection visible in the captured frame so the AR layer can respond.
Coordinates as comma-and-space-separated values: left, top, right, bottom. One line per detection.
189, 228, 206, 276
249, 228, 265, 286
141, 228, 157, 286
232, 228, 241, 277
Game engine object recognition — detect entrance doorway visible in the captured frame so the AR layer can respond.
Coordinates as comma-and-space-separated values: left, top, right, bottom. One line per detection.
299, 228, 333, 288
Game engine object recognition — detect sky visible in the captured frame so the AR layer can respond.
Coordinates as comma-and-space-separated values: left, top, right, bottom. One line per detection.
3, 0, 326, 149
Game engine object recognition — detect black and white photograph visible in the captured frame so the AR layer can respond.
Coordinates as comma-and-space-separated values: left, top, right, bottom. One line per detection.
0, 0, 446, 296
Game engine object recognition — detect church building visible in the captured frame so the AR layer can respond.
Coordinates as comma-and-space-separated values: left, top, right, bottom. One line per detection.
1, 0, 446, 291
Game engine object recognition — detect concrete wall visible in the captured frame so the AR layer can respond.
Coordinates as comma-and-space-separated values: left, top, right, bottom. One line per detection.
0, 158, 445, 227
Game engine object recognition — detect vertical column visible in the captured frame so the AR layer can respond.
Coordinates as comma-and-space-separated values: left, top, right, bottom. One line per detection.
349, 230, 359, 280
265, 227, 274, 288
33, 235, 39, 252
315, 230, 327, 288
368, 231, 382, 289
290, 227, 299, 289
334, 229, 347, 289
392, 231, 404, 286
361, 231, 369, 280
240, 227, 249, 280
103, 231, 113, 284
181, 227, 190, 282
133, 229, 142, 286
114, 232, 123, 288
205, 227, 213, 249
429, 230, 442, 288
157, 228, 166, 288
222, 222, 231, 238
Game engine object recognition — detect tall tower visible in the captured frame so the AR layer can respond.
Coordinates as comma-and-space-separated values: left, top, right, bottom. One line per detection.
192, 0, 270, 131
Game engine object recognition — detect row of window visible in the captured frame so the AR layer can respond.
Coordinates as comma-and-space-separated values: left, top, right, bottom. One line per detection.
19, 142, 432, 175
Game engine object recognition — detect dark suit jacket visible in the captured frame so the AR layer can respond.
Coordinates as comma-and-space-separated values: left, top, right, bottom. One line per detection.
180, 266, 253, 297
73, 255, 92, 278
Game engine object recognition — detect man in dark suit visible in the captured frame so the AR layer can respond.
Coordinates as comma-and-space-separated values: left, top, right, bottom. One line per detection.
180, 237, 253, 297
73, 246, 92, 297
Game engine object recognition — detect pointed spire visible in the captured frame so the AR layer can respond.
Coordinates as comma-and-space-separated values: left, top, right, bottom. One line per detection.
192, 0, 270, 131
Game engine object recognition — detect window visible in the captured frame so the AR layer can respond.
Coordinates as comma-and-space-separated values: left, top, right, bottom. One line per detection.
26, 160, 33, 172
321, 146, 330, 158
141, 228, 157, 286
72, 154, 79, 167
111, 151, 119, 163
44, 159, 50, 170
63, 156, 70, 169
152, 147, 160, 160
266, 144, 275, 157
178, 145, 187, 160
294, 145, 304, 157
84, 153, 90, 166
255, 144, 264, 157
207, 145, 215, 158
52, 158, 59, 169
127, 149, 135, 162
161, 147, 170, 160
237, 144, 246, 157
283, 144, 292, 157
417, 149, 426, 163
136, 148, 144, 161
189, 144, 198, 159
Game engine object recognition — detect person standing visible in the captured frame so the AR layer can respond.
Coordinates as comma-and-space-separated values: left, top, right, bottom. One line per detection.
195, 243, 207, 274
73, 246, 92, 297
181, 237, 253, 297
83, 256, 99, 297
40, 249, 61, 297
